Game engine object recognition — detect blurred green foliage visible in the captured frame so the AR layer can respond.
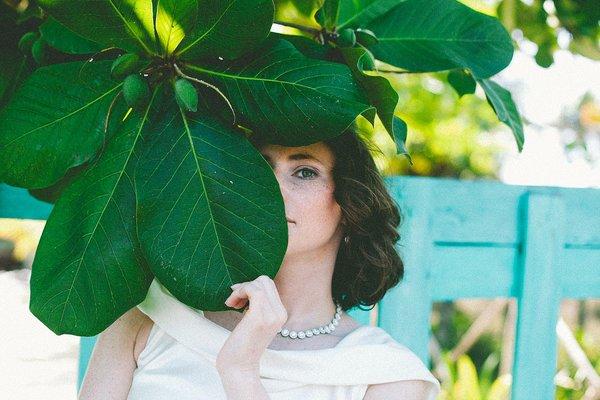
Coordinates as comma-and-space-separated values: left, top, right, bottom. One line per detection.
431, 301, 600, 399
555, 323, 600, 399
435, 353, 511, 400
497, 0, 599, 67
366, 71, 506, 180
274, 0, 599, 179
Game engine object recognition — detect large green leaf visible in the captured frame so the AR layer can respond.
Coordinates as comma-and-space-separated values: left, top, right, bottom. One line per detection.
135, 94, 288, 310
27, 163, 90, 204
271, 34, 409, 158
338, 46, 406, 153
274, 0, 315, 18
155, 0, 197, 56
28, 89, 158, 336
447, 69, 476, 98
38, 0, 157, 55
392, 115, 410, 164
0, 4, 36, 108
367, 0, 514, 79
39, 16, 103, 54
478, 78, 524, 152
174, 0, 274, 62
314, 0, 340, 30
0, 48, 32, 110
337, 0, 405, 30
273, 32, 334, 59
0, 60, 122, 189
183, 36, 375, 146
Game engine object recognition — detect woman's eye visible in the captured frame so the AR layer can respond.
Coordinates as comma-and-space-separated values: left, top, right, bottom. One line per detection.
294, 168, 318, 179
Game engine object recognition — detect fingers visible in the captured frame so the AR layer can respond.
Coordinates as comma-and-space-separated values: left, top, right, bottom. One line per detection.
225, 284, 249, 309
226, 281, 269, 318
226, 276, 286, 318
225, 280, 260, 309
255, 276, 286, 315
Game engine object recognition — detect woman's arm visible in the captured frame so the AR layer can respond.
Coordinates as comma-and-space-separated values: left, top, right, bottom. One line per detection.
218, 369, 270, 400
216, 275, 288, 400
77, 306, 150, 400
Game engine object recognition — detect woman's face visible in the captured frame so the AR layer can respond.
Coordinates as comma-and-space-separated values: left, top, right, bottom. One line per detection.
259, 141, 344, 256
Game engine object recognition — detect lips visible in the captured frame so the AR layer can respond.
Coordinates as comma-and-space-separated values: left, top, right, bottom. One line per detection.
286, 217, 295, 223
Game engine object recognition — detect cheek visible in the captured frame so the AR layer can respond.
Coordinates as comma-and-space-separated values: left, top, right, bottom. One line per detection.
300, 182, 341, 226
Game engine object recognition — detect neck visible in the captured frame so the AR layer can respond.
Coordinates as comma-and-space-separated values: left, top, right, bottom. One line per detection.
272, 243, 340, 331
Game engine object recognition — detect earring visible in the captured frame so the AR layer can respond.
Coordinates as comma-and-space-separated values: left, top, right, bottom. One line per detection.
344, 235, 349, 244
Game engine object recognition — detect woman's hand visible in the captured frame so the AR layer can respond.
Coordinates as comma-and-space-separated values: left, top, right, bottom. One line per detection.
215, 275, 288, 376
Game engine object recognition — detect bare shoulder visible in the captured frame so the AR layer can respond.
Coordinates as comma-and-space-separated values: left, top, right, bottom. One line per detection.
110, 306, 153, 362
363, 379, 437, 400
132, 308, 154, 365
103, 305, 151, 343
77, 307, 153, 399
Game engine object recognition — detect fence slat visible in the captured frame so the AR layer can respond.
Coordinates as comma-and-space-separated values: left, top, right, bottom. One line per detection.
512, 192, 564, 399
377, 178, 435, 365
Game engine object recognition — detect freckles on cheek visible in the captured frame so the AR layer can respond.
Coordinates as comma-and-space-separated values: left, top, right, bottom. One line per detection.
320, 184, 340, 217
296, 179, 339, 221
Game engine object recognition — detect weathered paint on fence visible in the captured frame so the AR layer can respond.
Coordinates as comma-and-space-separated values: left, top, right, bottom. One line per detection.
2, 175, 599, 399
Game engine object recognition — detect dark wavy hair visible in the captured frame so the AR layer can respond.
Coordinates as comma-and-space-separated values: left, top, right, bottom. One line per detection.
247, 126, 405, 313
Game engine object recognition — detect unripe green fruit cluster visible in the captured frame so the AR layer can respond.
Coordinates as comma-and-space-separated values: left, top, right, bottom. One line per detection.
174, 78, 198, 112
336, 28, 356, 47
332, 28, 378, 70
355, 28, 378, 47
334, 27, 378, 50
112, 53, 151, 109
122, 74, 150, 109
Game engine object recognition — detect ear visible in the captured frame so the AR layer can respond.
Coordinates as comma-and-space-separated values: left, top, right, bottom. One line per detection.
339, 217, 349, 233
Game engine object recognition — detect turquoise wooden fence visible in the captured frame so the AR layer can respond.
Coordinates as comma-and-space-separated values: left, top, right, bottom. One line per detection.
1, 175, 599, 399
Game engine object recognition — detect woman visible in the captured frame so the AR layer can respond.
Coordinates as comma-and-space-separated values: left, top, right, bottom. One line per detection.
78, 128, 441, 399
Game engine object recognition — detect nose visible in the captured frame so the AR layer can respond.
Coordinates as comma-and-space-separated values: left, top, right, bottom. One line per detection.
273, 170, 290, 206
273, 170, 286, 195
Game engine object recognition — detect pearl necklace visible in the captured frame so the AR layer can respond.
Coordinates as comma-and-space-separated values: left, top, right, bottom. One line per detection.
276, 303, 342, 339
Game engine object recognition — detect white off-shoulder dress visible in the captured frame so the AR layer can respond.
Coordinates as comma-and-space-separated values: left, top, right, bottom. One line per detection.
127, 279, 441, 400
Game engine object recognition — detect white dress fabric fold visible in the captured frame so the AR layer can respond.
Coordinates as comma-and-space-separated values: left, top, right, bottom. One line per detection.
128, 278, 441, 400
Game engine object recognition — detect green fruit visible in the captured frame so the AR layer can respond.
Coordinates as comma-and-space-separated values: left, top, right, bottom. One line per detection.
18, 32, 38, 54
31, 38, 47, 64
122, 74, 149, 108
355, 28, 378, 47
337, 28, 356, 47
111, 53, 142, 79
174, 78, 198, 112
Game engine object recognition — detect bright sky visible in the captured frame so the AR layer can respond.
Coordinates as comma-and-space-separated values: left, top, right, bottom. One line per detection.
492, 47, 600, 188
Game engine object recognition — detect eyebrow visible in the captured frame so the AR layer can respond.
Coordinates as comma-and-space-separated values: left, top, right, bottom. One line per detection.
261, 152, 322, 165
